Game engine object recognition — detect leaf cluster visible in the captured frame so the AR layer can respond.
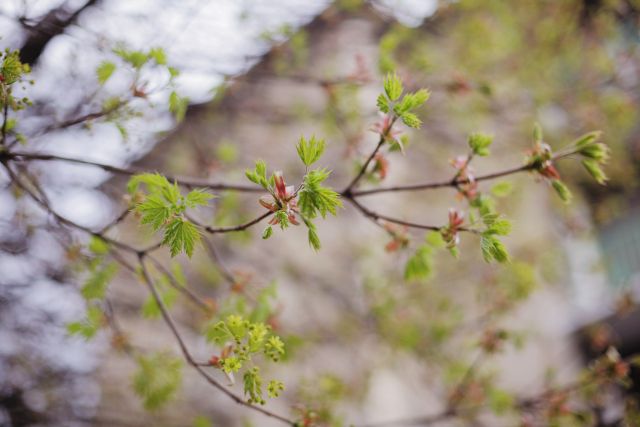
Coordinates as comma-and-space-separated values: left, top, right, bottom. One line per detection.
377, 73, 430, 129
205, 314, 285, 404
128, 173, 213, 257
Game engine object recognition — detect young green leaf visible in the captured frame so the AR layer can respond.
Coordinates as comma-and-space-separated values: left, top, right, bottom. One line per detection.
404, 245, 433, 281
96, 61, 116, 85
582, 159, 608, 185
297, 169, 342, 219
296, 136, 326, 166
243, 367, 264, 404
401, 112, 422, 129
532, 122, 543, 142
148, 47, 167, 65
480, 234, 509, 263
376, 94, 390, 113
264, 336, 285, 362
490, 181, 513, 198
383, 72, 403, 101
551, 180, 572, 203
262, 226, 273, 240
162, 218, 201, 257
81, 262, 118, 300
67, 305, 104, 339
267, 380, 284, 398
573, 130, 602, 149
185, 189, 214, 208
468, 133, 493, 156
169, 91, 189, 122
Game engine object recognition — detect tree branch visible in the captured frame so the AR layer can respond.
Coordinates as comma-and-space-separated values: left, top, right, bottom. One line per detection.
8, 151, 264, 193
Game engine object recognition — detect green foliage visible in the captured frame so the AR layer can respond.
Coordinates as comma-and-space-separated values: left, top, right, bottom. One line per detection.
148, 47, 167, 65
264, 336, 286, 362
0, 50, 32, 115
296, 135, 326, 167
488, 388, 514, 415
243, 367, 264, 404
394, 89, 430, 116
162, 218, 200, 257
482, 214, 512, 236
132, 352, 183, 410
129, 173, 212, 257
169, 91, 189, 122
81, 261, 118, 300
303, 217, 321, 251
400, 112, 421, 129
262, 226, 273, 240
376, 94, 390, 113
551, 179, 572, 203
204, 314, 285, 404
480, 233, 509, 263
404, 245, 433, 282
490, 181, 513, 198
383, 72, 403, 101
67, 305, 104, 339
582, 159, 608, 184
532, 122, 543, 142
468, 132, 493, 156
113, 46, 168, 70
267, 380, 285, 398
572, 131, 609, 185
245, 160, 269, 189
96, 61, 116, 85
298, 169, 342, 219
88, 236, 110, 256
377, 74, 429, 129
1, 50, 29, 85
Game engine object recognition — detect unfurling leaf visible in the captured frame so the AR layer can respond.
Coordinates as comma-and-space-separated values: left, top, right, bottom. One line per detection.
383, 72, 403, 101
582, 159, 608, 185
296, 135, 326, 166
96, 61, 116, 84
468, 132, 493, 156
162, 218, 201, 257
404, 245, 433, 281
551, 179, 572, 203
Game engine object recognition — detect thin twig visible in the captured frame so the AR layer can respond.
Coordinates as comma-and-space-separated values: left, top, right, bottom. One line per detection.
8, 151, 264, 193
201, 211, 273, 234
344, 196, 478, 234
343, 116, 399, 194
350, 152, 577, 197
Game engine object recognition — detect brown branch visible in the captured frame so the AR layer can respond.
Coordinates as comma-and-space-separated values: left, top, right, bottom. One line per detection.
1, 102, 8, 146
8, 151, 264, 193
350, 152, 577, 197
145, 254, 212, 313
98, 207, 130, 234
201, 211, 273, 234
343, 116, 399, 194
19, 0, 102, 66
344, 195, 477, 234
201, 237, 236, 285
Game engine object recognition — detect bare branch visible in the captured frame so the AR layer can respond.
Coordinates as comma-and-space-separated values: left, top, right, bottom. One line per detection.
8, 151, 264, 193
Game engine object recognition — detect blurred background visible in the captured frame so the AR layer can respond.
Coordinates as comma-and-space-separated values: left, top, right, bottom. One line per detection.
0, 0, 639, 426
